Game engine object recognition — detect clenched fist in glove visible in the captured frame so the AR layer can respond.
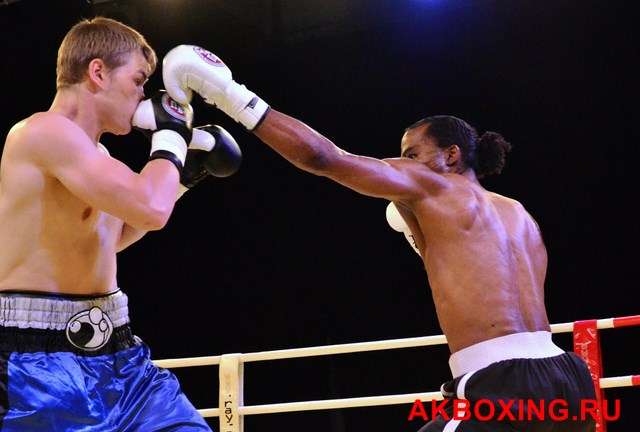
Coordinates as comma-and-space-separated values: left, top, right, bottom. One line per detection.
162, 45, 269, 131
386, 202, 420, 255
132, 90, 193, 172
178, 125, 242, 199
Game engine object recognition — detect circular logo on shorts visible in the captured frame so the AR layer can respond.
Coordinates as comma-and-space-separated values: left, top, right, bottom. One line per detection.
161, 93, 188, 121
66, 307, 114, 351
193, 46, 226, 67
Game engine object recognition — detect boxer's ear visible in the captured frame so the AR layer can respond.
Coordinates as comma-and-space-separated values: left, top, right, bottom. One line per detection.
444, 145, 461, 167
88, 59, 107, 89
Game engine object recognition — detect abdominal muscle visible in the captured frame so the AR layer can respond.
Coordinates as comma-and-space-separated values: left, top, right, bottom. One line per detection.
0, 182, 122, 296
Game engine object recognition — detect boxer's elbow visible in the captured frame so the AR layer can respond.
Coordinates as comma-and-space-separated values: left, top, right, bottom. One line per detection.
299, 152, 331, 174
133, 196, 173, 231
296, 138, 343, 175
143, 202, 173, 230
143, 213, 170, 231
123, 213, 166, 233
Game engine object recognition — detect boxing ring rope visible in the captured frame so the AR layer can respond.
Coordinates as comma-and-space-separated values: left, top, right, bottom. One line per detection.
153, 315, 640, 432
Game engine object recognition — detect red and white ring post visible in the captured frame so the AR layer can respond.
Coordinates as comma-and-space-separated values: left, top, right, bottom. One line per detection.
572, 315, 640, 432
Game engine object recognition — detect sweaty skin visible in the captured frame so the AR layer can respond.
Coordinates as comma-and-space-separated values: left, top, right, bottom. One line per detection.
0, 51, 180, 295
254, 110, 550, 353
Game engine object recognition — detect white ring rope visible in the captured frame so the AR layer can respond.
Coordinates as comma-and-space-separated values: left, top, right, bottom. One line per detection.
150, 316, 639, 423
153, 334, 447, 369
151, 317, 622, 369
194, 375, 638, 419
197, 391, 444, 418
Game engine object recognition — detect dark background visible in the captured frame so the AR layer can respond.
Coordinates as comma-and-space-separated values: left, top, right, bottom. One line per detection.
1, 0, 638, 430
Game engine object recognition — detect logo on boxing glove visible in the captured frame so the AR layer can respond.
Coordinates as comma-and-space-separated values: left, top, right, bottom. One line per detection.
160, 93, 189, 122
65, 306, 114, 351
193, 46, 226, 67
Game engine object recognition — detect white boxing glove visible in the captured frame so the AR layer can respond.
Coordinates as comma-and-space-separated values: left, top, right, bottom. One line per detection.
162, 45, 269, 131
386, 202, 420, 255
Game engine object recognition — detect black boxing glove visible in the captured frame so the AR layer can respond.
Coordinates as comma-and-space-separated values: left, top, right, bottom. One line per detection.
132, 90, 193, 172
178, 124, 242, 199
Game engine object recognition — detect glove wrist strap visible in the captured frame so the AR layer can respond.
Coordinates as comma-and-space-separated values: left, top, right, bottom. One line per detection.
225, 81, 270, 130
149, 130, 187, 173
150, 130, 188, 164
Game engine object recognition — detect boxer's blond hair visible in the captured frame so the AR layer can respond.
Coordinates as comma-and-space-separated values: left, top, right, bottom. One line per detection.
56, 17, 157, 90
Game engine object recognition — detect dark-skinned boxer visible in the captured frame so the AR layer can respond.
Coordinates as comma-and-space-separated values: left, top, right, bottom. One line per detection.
161, 45, 597, 432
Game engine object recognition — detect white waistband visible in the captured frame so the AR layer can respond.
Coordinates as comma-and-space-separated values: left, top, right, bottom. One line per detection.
0, 290, 129, 331
449, 331, 565, 378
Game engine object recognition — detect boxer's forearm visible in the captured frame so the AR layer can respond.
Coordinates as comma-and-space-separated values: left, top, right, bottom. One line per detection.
253, 109, 345, 175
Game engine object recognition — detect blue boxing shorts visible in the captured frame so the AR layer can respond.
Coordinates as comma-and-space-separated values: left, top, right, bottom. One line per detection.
417, 331, 596, 432
0, 290, 212, 431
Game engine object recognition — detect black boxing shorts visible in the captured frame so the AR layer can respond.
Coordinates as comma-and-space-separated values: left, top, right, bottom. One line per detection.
416, 331, 597, 432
